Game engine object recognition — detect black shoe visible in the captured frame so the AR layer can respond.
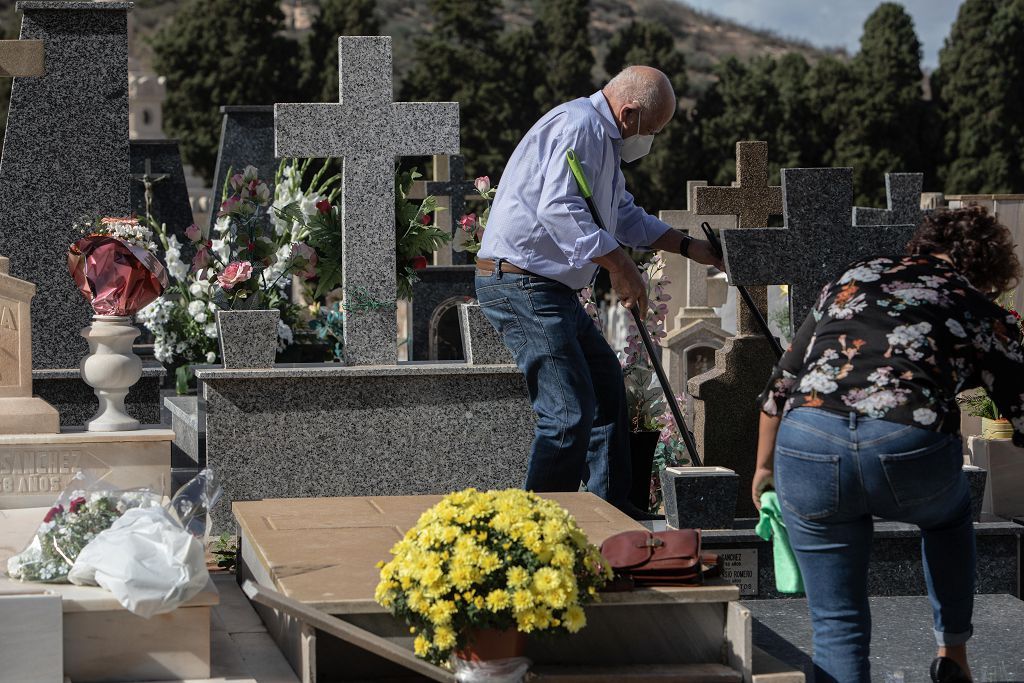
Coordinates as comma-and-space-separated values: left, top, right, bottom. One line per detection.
930, 656, 971, 683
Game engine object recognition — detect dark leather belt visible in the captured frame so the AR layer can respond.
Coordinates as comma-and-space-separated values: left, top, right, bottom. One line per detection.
475, 258, 536, 277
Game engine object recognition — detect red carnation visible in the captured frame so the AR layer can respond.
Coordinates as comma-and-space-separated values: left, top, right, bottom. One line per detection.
411, 255, 429, 270
420, 213, 432, 225
43, 505, 64, 523
69, 497, 86, 514
316, 199, 332, 215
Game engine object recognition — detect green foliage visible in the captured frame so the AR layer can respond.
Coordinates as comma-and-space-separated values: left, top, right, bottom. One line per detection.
533, 0, 595, 111
151, 0, 301, 184
211, 533, 237, 572
395, 167, 448, 300
957, 388, 1000, 420
300, 0, 380, 103
933, 0, 1024, 194
834, 2, 929, 204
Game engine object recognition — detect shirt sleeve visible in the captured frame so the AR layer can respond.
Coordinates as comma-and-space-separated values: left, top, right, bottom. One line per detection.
757, 306, 818, 416
536, 125, 620, 268
614, 180, 673, 249
976, 310, 1024, 447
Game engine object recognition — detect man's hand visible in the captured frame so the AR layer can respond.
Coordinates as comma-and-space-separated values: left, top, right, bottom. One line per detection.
752, 466, 774, 511
609, 264, 648, 313
688, 239, 725, 271
594, 247, 648, 313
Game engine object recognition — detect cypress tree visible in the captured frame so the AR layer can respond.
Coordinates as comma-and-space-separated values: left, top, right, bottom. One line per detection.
401, 0, 507, 175
152, 0, 300, 184
835, 2, 927, 204
299, 0, 380, 103
534, 0, 595, 111
934, 0, 1024, 193
802, 56, 854, 167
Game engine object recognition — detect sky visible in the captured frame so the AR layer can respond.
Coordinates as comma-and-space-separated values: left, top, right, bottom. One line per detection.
679, 0, 963, 69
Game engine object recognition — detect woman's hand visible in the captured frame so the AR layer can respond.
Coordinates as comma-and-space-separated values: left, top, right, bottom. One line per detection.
752, 466, 774, 511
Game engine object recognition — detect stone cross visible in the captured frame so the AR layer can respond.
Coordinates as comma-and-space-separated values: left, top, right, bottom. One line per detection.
0, 2, 132, 370
426, 155, 477, 266
210, 105, 277, 229
722, 168, 917, 335
694, 142, 783, 336
130, 157, 170, 222
275, 36, 459, 366
853, 172, 930, 228
659, 180, 737, 326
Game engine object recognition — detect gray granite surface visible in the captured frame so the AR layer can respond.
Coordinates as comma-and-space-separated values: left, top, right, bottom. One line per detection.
209, 105, 276, 229
460, 303, 515, 365
0, 1, 130, 369
33, 362, 165, 427
274, 36, 459, 366
704, 518, 1021, 600
722, 168, 918, 335
688, 335, 779, 519
130, 139, 194, 244
964, 465, 988, 522
853, 172, 931, 228
661, 467, 739, 530
165, 396, 204, 468
749, 594, 1024, 681
202, 366, 534, 532
215, 309, 279, 369
194, 361, 522, 380
17, 2, 133, 8
411, 266, 475, 360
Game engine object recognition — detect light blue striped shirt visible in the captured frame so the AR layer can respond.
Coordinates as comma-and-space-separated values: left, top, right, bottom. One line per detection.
479, 91, 673, 290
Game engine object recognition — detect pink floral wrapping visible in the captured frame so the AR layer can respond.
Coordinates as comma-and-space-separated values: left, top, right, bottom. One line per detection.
67, 236, 169, 316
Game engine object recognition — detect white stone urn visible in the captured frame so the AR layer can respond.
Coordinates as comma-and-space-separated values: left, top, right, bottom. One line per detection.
79, 315, 142, 431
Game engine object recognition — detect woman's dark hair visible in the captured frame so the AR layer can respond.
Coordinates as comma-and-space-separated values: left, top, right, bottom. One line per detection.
907, 205, 1021, 294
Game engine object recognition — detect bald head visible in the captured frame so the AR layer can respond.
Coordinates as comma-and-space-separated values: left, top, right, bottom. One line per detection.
603, 66, 676, 136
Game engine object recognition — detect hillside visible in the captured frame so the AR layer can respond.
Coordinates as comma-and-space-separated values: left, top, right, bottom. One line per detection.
1, 0, 843, 100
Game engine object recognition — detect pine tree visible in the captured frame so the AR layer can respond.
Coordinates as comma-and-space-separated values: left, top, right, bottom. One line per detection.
934, 0, 1024, 193
602, 20, 690, 213
152, 0, 301, 184
802, 56, 854, 167
401, 0, 508, 176
299, 0, 380, 103
534, 0, 594, 111
834, 2, 927, 204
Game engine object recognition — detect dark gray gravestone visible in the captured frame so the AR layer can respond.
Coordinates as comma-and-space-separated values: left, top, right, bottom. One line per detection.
411, 265, 475, 360
426, 155, 476, 266
130, 139, 194, 242
0, 1, 131, 369
209, 105, 276, 228
853, 171, 931, 229
722, 168, 917, 336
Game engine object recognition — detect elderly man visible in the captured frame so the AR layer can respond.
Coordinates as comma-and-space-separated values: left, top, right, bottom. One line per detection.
475, 65, 721, 519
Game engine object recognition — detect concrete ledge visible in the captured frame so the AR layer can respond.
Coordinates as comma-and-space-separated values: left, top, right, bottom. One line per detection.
194, 361, 521, 380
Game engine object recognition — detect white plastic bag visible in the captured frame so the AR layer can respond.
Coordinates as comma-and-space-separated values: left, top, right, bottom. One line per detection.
452, 657, 531, 683
68, 506, 208, 618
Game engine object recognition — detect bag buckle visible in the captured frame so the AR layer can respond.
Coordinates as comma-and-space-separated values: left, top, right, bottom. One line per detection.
639, 536, 664, 548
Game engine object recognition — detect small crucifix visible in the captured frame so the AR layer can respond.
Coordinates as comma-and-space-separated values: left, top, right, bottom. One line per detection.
129, 158, 170, 223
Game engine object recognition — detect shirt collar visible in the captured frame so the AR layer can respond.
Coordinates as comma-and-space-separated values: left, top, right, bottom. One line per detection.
589, 91, 622, 141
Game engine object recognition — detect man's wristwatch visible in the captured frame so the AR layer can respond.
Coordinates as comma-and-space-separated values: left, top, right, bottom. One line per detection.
679, 234, 693, 258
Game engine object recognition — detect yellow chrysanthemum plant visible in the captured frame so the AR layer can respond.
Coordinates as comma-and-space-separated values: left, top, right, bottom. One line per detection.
374, 488, 613, 665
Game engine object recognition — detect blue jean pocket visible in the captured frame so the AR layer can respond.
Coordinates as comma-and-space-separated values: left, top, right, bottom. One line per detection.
877, 436, 961, 508
775, 447, 841, 520
478, 297, 528, 355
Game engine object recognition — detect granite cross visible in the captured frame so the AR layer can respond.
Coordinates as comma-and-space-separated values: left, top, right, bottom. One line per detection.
660, 180, 737, 324
721, 167, 918, 335
426, 155, 477, 266
853, 172, 930, 228
694, 141, 783, 336
274, 36, 459, 365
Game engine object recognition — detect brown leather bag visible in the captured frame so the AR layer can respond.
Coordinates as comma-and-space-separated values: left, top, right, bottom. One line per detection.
599, 529, 719, 588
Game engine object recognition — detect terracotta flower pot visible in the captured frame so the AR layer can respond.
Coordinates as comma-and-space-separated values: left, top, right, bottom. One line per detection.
982, 417, 1014, 440
455, 628, 526, 662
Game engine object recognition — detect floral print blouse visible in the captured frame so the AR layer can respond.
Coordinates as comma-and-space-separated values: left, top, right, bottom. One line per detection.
759, 254, 1024, 446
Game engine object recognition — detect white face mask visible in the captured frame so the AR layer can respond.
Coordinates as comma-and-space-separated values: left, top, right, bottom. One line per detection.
620, 107, 655, 163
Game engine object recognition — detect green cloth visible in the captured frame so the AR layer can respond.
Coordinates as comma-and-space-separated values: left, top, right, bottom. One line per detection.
755, 491, 804, 594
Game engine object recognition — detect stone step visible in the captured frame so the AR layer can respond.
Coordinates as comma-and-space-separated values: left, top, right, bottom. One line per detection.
528, 662, 742, 682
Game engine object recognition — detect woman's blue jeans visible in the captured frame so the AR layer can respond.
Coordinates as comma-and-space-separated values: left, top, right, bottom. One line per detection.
775, 407, 976, 682
475, 269, 631, 508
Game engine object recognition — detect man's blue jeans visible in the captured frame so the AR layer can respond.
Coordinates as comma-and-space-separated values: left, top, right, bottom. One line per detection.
475, 269, 631, 508
775, 407, 975, 683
